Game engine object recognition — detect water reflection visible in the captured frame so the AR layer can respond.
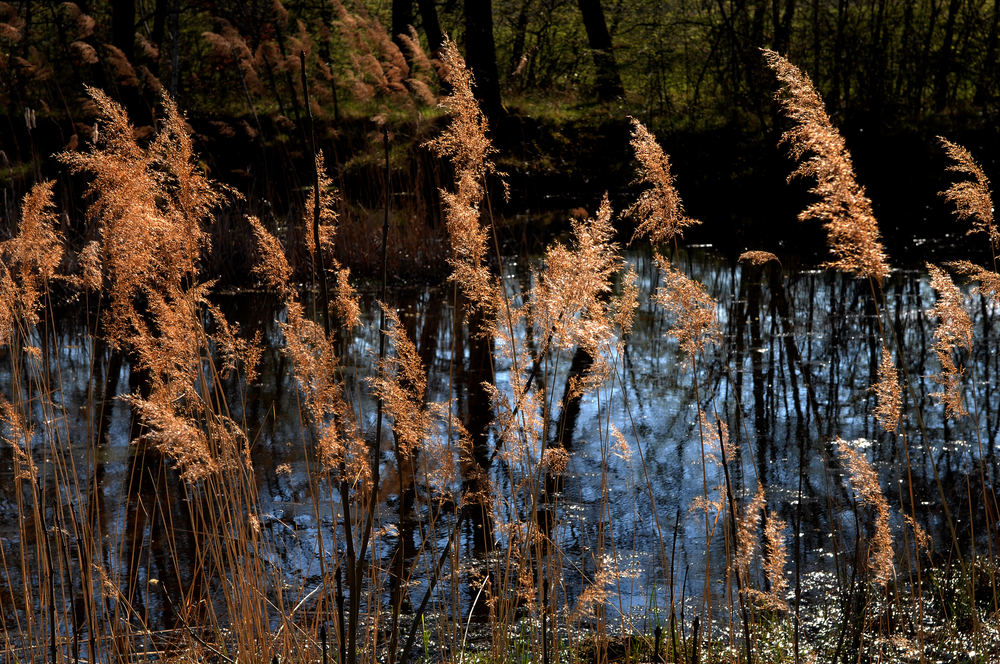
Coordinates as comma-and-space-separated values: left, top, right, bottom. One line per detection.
2, 247, 998, 653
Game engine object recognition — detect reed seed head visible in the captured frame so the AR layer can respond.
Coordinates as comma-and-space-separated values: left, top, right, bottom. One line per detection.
762, 49, 890, 282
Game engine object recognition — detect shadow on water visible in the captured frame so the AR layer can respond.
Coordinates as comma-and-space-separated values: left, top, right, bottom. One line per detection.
2, 246, 999, 650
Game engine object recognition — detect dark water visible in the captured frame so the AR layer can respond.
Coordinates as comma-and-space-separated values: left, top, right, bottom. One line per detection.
2, 246, 998, 655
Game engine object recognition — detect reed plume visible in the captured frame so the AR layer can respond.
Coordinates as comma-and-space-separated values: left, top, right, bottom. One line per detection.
426, 38, 500, 314
837, 438, 893, 586
738, 250, 780, 266
735, 482, 766, 578
0, 181, 63, 342
57, 88, 261, 482
873, 347, 902, 433
202, 21, 263, 95
303, 150, 339, 257
949, 260, 1000, 304
371, 306, 431, 458
0, 398, 36, 481
532, 195, 627, 355
760, 512, 789, 611
926, 263, 972, 418
302, 149, 361, 330
332, 0, 436, 107
626, 117, 699, 245
762, 49, 890, 282
653, 254, 720, 358
59, 87, 219, 348
939, 137, 996, 251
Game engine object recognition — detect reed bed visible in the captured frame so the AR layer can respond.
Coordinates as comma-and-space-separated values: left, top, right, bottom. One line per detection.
1, 45, 999, 664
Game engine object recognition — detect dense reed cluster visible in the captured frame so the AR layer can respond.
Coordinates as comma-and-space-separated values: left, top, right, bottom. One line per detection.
2, 39, 999, 664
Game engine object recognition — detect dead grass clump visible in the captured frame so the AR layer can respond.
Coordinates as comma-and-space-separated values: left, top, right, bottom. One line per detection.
738, 250, 780, 266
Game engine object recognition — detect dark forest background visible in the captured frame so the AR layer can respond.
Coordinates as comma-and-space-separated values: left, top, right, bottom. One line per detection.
2, 0, 999, 278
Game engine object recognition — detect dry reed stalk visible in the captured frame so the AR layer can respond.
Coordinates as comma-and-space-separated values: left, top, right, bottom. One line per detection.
926, 263, 973, 418
626, 117, 699, 245
762, 49, 890, 282
836, 438, 893, 586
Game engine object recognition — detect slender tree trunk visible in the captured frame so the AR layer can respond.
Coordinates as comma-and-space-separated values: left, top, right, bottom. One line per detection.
976, 0, 1000, 104
392, 0, 414, 55
417, 0, 445, 53
464, 0, 504, 122
169, 0, 180, 97
509, 3, 529, 77
112, 0, 136, 63
577, 0, 625, 101
831, 0, 847, 112
916, 0, 943, 113
811, 0, 821, 79
151, 0, 168, 77
774, 0, 795, 53
934, 0, 962, 110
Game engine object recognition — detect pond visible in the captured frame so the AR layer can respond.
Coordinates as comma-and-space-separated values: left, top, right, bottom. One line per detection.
1, 244, 997, 661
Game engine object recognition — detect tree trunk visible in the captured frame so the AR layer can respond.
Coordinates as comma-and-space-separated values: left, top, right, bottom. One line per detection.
934, 0, 962, 110
417, 0, 445, 53
169, 0, 180, 97
464, 0, 504, 122
151, 0, 168, 76
508, 2, 529, 77
774, 0, 795, 53
392, 0, 414, 55
112, 0, 136, 64
976, 0, 1000, 104
577, 0, 624, 101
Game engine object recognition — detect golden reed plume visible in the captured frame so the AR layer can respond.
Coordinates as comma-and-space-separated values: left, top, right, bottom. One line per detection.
762, 49, 889, 282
